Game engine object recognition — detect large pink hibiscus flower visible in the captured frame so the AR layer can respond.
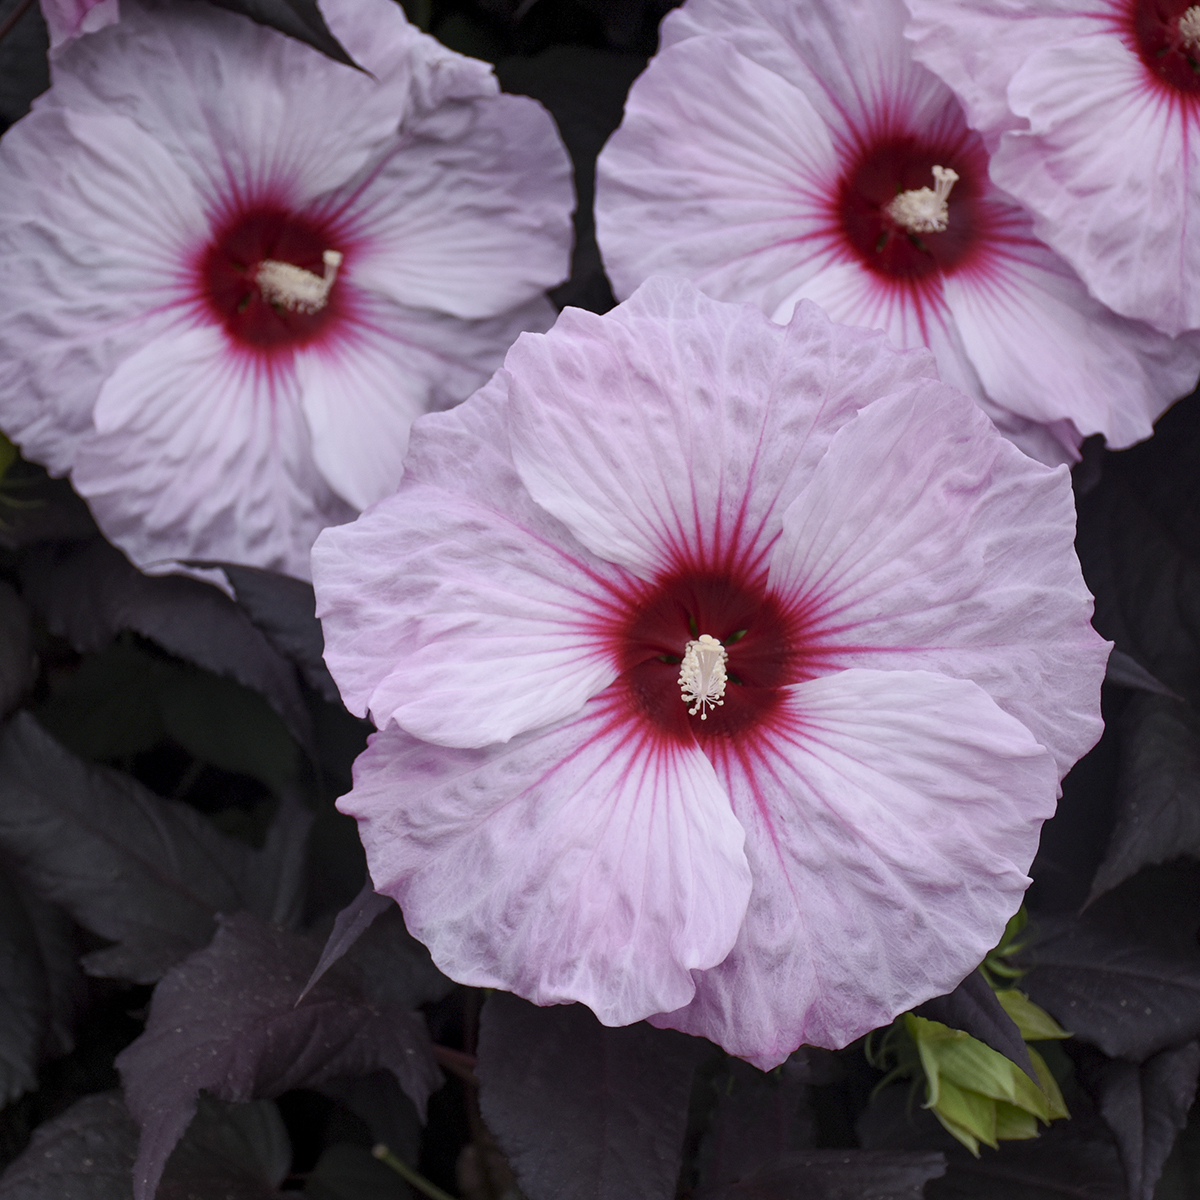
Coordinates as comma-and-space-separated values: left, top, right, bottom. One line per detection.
0, 0, 572, 579
595, 0, 1200, 466
313, 277, 1108, 1067
906, 0, 1200, 337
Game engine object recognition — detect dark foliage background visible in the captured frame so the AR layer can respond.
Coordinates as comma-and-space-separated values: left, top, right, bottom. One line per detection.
0, 0, 1197, 1197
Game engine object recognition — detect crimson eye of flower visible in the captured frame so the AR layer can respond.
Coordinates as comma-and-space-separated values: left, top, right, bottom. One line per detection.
836, 134, 990, 281
200, 205, 345, 351
1128, 0, 1200, 94
613, 569, 807, 741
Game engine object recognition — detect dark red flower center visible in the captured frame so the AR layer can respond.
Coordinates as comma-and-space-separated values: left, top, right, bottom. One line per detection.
614, 569, 808, 744
1127, 0, 1200, 94
837, 133, 990, 281
200, 205, 345, 352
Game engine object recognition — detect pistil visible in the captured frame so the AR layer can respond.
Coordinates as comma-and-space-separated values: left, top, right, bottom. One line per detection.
885, 166, 959, 234
1180, 5, 1200, 51
255, 249, 344, 313
679, 634, 728, 720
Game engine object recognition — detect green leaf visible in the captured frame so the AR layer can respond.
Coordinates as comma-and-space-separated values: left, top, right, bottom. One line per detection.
995, 990, 1071, 1042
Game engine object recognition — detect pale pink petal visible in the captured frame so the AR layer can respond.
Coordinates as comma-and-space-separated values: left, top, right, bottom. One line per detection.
769, 387, 1107, 777
993, 34, 1200, 335
652, 670, 1057, 1066
40, 0, 118, 49
596, 36, 840, 308
903, 0, 1102, 140
945, 232, 1200, 445
342, 698, 752, 1024
343, 92, 573, 320
296, 293, 556, 511
312, 377, 630, 744
70, 325, 353, 580
659, 0, 942, 139
318, 0, 495, 103
45, 0, 412, 207
506, 279, 940, 580
0, 107, 204, 473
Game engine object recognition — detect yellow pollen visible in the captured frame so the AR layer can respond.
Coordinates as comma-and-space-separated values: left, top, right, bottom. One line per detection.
885, 166, 959, 234
1181, 6, 1200, 51
678, 634, 728, 720
255, 249, 343, 313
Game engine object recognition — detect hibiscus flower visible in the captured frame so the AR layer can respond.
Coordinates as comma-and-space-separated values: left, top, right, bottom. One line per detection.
0, 0, 572, 578
40, 0, 118, 49
313, 277, 1108, 1067
594, 0, 1200, 465
906, 0, 1200, 337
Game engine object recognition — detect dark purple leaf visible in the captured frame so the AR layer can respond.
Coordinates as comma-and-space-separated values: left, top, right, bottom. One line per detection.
0, 1091, 293, 1200
1105, 650, 1181, 700
300, 882, 392, 1001
0, 583, 34, 716
0, 858, 82, 1104
115, 912, 440, 1200
477, 992, 707, 1200
199, 0, 358, 66
1020, 862, 1200, 1061
1090, 694, 1200, 901
914, 970, 1035, 1079
205, 562, 340, 705
0, 714, 305, 982
21, 539, 313, 749
696, 1057, 816, 1192
0, 1092, 137, 1200
1098, 1042, 1200, 1200
696, 1150, 945, 1200
1154, 1093, 1200, 1199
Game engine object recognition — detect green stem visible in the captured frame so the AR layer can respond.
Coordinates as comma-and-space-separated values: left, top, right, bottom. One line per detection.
372, 1144, 458, 1200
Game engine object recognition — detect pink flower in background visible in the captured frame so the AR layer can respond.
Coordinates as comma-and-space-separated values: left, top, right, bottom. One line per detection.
905, 0, 1200, 338
39, 0, 118, 49
313, 277, 1107, 1067
595, 0, 1200, 465
0, 0, 572, 579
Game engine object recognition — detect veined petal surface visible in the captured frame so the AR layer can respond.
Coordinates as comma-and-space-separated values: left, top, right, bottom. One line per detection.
506, 279, 940, 580
653, 670, 1057, 1066
343, 699, 752, 1025
313, 378, 629, 745
770, 386, 1107, 777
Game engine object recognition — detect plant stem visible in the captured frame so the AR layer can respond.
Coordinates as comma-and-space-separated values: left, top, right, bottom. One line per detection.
372, 1144, 458, 1200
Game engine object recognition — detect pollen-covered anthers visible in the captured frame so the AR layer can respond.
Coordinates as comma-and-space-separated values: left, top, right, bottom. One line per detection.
255, 249, 344, 313
679, 633, 728, 720
1180, 6, 1200, 51
885, 166, 960, 235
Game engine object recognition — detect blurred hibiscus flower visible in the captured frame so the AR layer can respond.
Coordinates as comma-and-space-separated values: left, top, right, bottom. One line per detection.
40, 0, 118, 49
313, 278, 1108, 1067
0, 0, 572, 578
906, 0, 1200, 337
595, 0, 1200, 465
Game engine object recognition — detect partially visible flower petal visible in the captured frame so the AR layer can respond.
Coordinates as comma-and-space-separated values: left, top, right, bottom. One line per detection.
343, 698, 753, 1024
994, 35, 1200, 336
312, 377, 628, 743
43, 0, 411, 206
71, 324, 353, 579
506, 278, 939, 580
344, 92, 573, 320
903, 0, 1098, 139
652, 669, 1056, 1066
596, 36, 840, 312
770, 386, 1107, 777
0, 106, 203, 473
296, 293, 556, 511
41, 0, 118, 50
944, 233, 1200, 445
